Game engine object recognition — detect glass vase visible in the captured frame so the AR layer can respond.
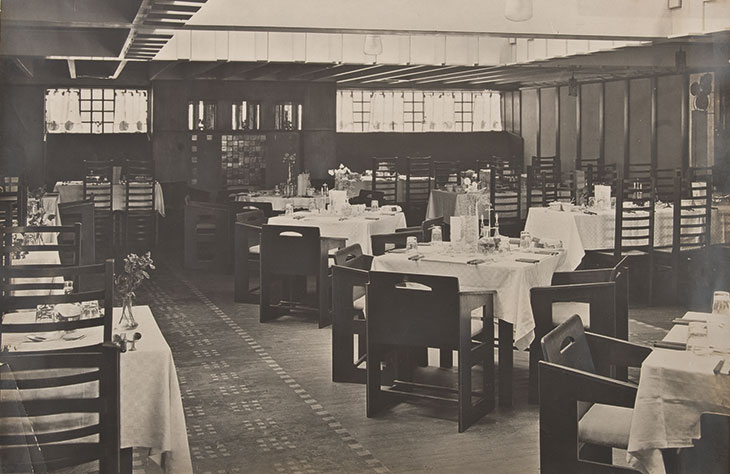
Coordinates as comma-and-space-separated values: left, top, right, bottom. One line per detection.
119, 294, 139, 330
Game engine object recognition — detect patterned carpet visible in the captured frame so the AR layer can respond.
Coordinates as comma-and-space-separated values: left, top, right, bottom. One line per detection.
138, 260, 390, 474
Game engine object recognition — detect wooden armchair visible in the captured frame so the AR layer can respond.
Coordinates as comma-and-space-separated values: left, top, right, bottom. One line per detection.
184, 201, 229, 270
528, 257, 629, 404
0, 343, 121, 473
539, 315, 651, 474
233, 209, 266, 303
259, 224, 345, 327
370, 229, 423, 256
1, 224, 82, 268
331, 244, 373, 383
366, 271, 496, 432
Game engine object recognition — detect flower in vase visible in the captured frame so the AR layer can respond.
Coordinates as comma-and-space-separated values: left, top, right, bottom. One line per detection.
114, 252, 155, 301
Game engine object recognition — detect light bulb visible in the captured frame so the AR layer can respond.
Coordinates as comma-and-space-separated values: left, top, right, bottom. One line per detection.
363, 35, 383, 56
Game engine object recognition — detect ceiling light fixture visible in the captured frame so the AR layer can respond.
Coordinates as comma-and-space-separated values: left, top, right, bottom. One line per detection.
505, 0, 533, 22
568, 74, 579, 97
363, 35, 383, 56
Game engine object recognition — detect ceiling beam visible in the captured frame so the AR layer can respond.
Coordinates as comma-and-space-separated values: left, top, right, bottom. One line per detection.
13, 57, 34, 78
67, 59, 76, 79
149, 61, 179, 80
337, 65, 434, 83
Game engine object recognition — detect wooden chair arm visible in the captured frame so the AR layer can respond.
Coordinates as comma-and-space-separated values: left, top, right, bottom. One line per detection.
585, 332, 651, 370
539, 360, 638, 409
551, 269, 613, 285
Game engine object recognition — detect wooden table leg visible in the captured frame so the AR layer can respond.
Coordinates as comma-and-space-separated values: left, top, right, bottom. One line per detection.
498, 319, 513, 408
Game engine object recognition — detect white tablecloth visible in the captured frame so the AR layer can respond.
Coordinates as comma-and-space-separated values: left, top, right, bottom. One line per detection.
234, 193, 316, 211
628, 311, 730, 474
371, 246, 566, 350
524, 206, 719, 272
269, 210, 407, 254
2, 306, 193, 473
53, 181, 166, 216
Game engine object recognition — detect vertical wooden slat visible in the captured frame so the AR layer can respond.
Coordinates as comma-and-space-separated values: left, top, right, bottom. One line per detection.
536, 88, 542, 158
555, 86, 560, 160
681, 74, 689, 173
623, 79, 631, 178
598, 82, 605, 167
576, 85, 582, 169
650, 77, 658, 172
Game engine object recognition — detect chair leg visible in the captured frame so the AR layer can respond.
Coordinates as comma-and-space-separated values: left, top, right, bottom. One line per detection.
528, 337, 541, 405
260, 273, 277, 323
317, 272, 331, 328
366, 343, 383, 418
440, 348, 453, 368
498, 319, 514, 408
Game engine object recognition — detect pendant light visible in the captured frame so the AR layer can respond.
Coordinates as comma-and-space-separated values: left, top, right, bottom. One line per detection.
505, 0, 533, 22
363, 35, 383, 56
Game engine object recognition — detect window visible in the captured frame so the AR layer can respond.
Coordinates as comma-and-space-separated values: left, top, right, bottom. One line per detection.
274, 102, 302, 130
45, 88, 148, 134
232, 101, 261, 131
188, 100, 216, 131
336, 89, 502, 133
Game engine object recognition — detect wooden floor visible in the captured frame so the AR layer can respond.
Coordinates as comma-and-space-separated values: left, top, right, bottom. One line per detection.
148, 254, 690, 474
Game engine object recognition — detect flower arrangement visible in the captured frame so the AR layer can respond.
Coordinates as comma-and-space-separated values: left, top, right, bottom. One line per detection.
328, 164, 361, 191
282, 153, 297, 166
115, 252, 155, 329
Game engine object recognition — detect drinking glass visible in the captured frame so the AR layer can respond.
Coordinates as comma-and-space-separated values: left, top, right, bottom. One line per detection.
712, 291, 730, 316
431, 226, 442, 244
285, 203, 294, 215
406, 236, 418, 254
520, 231, 531, 250
371, 200, 379, 211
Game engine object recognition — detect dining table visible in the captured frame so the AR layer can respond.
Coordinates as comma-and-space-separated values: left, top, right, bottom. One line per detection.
627, 311, 730, 474
53, 181, 166, 216
523, 203, 721, 272
268, 209, 407, 255
371, 243, 566, 405
1, 305, 194, 474
233, 192, 318, 212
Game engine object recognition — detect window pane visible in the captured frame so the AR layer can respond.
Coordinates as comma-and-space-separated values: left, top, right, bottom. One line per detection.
103, 89, 114, 100
80, 89, 91, 100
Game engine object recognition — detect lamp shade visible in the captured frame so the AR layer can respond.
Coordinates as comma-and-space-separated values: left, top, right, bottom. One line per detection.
505, 0, 533, 22
363, 35, 383, 56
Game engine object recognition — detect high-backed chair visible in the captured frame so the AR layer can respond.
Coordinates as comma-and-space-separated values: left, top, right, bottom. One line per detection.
58, 200, 95, 265
0, 174, 26, 225
1, 259, 115, 348
370, 229, 423, 256
1, 223, 82, 268
331, 244, 373, 383
654, 171, 712, 305
123, 160, 156, 256
259, 224, 345, 328
489, 170, 521, 237
372, 157, 399, 205
366, 271, 496, 432
433, 161, 461, 189
588, 177, 655, 305
539, 315, 651, 474
526, 166, 558, 210
183, 200, 229, 271
532, 156, 561, 183
233, 209, 266, 303
654, 168, 678, 204
404, 156, 433, 225
0, 343, 121, 473
528, 257, 629, 404
83, 160, 114, 261
233, 200, 277, 219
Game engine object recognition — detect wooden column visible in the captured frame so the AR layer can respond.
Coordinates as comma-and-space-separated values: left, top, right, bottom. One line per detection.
623, 79, 631, 178
576, 85, 582, 169
681, 74, 690, 173
555, 86, 561, 160
650, 77, 658, 171
599, 82, 605, 167
536, 88, 542, 158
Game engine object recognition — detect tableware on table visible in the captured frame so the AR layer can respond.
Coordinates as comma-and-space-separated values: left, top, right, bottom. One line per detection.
478, 235, 495, 254
466, 258, 485, 265
285, 203, 294, 215
687, 321, 710, 356
81, 300, 100, 319
371, 200, 379, 210
55, 302, 81, 337
408, 253, 424, 261
520, 231, 531, 250
515, 257, 540, 264
712, 291, 730, 316
431, 226, 443, 246
406, 236, 418, 254
653, 340, 687, 351
35, 304, 55, 323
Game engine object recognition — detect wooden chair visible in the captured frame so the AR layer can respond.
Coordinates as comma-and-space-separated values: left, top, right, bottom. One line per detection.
404, 156, 433, 225
183, 201, 229, 271
395, 216, 444, 242
655, 171, 712, 306
366, 271, 496, 432
58, 200, 95, 265
0, 343, 121, 473
349, 189, 385, 207
370, 229, 423, 256
0, 174, 26, 225
233, 200, 277, 219
539, 314, 651, 474
83, 160, 114, 261
433, 161, 461, 189
626, 162, 653, 180
123, 160, 156, 256
578, 162, 618, 192
331, 244, 372, 383
233, 209, 266, 303
1, 259, 115, 349
1, 224, 82, 268
372, 158, 399, 205
526, 166, 558, 210
489, 170, 522, 237
532, 156, 561, 184
588, 177, 655, 305
259, 224, 345, 328
654, 168, 678, 204
528, 257, 629, 404
687, 166, 713, 183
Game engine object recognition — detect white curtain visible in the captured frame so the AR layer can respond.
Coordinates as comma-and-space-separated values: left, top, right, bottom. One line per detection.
63, 89, 83, 133
114, 90, 128, 133
369, 92, 385, 132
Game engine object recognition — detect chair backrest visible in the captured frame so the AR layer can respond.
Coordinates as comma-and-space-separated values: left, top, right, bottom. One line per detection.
673, 171, 712, 253
349, 189, 385, 207
1, 224, 82, 267
421, 216, 444, 242
83, 160, 113, 213
526, 166, 557, 209
58, 200, 95, 265
489, 170, 521, 228
370, 229, 422, 256
405, 156, 432, 205
540, 314, 596, 374
687, 166, 713, 183
124, 160, 155, 213
614, 176, 655, 257
372, 157, 399, 205
234, 200, 275, 218
433, 161, 461, 189
334, 244, 364, 266
367, 271, 461, 348
260, 224, 321, 276
0, 343, 121, 473
626, 163, 653, 181
1, 259, 115, 347
531, 156, 561, 183
236, 208, 266, 226
655, 168, 678, 203
0, 175, 26, 225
